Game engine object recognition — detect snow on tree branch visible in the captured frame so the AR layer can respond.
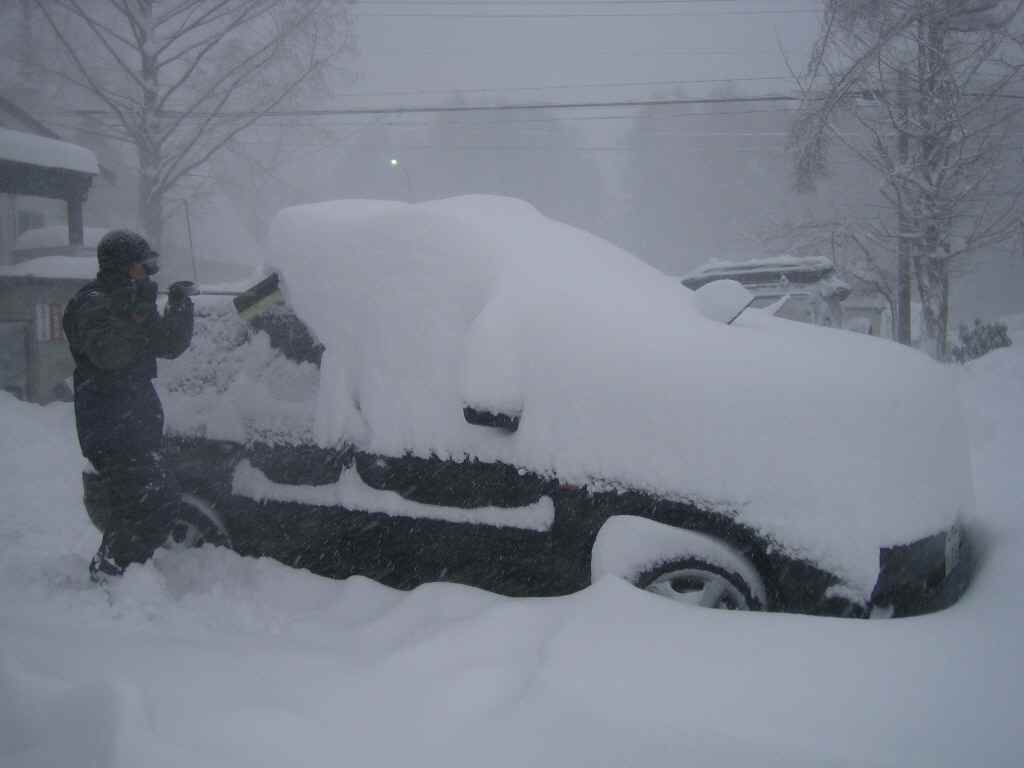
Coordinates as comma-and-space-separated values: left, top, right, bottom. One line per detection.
790, 0, 1024, 358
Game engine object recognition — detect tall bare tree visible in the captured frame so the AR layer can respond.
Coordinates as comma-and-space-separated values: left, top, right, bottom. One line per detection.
791, 0, 1024, 357
25, 0, 351, 248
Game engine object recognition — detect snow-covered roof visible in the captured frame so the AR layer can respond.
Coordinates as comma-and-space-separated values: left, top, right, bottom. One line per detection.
682, 255, 849, 301
0, 255, 95, 281
0, 127, 99, 176
14, 226, 108, 251
682, 255, 837, 283
259, 195, 972, 593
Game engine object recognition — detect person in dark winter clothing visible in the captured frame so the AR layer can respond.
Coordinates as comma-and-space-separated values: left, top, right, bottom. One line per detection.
63, 229, 195, 582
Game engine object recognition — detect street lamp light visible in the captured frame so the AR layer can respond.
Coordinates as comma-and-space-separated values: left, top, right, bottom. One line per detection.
389, 157, 415, 202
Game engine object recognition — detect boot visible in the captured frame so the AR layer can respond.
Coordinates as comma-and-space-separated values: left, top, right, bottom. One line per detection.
89, 545, 124, 584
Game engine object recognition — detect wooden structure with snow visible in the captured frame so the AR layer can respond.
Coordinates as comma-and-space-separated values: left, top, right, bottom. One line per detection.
0, 125, 98, 265
0, 257, 94, 402
0, 112, 101, 403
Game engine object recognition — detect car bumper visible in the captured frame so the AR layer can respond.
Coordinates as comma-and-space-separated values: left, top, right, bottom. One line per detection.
871, 523, 973, 617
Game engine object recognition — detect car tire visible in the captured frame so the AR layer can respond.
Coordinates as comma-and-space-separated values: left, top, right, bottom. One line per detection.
165, 493, 232, 551
636, 556, 766, 611
817, 594, 868, 619
591, 515, 768, 611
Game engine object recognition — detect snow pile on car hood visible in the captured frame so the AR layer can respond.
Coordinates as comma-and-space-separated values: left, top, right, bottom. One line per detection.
269, 195, 973, 591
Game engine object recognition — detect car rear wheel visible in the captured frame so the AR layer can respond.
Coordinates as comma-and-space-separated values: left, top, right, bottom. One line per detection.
638, 557, 765, 610
165, 493, 232, 551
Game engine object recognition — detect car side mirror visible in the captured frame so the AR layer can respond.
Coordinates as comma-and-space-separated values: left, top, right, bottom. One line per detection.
463, 405, 520, 433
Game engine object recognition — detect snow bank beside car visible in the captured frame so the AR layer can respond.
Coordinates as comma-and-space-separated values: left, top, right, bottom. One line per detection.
957, 322, 1023, 525
269, 195, 972, 591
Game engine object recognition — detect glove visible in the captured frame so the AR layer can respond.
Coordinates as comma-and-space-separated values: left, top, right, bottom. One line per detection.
108, 283, 138, 316
108, 279, 155, 318
168, 281, 198, 307
136, 277, 159, 306
105, 285, 151, 343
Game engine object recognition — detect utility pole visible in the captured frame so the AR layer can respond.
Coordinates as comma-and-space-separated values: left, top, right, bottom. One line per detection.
389, 158, 415, 202
183, 198, 198, 282
896, 67, 912, 346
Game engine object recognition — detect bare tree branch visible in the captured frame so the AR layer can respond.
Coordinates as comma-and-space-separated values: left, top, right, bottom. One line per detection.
62, 0, 147, 92
155, 0, 324, 150
21, 0, 350, 250
30, 0, 133, 133
789, 0, 1024, 356
161, 37, 326, 192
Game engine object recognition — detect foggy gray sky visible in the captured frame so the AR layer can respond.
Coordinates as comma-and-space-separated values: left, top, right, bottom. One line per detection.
248, 0, 825, 264
344, 1, 820, 106
320, 2, 1016, 324
8, 0, 1009, 323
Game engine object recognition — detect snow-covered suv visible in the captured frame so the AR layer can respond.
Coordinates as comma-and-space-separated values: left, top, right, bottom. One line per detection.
84, 196, 973, 617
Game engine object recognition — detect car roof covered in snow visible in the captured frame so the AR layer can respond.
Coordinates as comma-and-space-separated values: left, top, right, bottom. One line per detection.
266, 196, 972, 592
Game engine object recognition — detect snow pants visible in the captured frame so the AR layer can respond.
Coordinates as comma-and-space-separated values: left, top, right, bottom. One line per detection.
75, 376, 179, 570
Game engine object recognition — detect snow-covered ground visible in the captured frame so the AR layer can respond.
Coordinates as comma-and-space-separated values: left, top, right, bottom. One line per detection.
2, 330, 1022, 767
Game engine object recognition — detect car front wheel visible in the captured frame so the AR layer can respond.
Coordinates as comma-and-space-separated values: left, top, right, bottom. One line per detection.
637, 557, 765, 611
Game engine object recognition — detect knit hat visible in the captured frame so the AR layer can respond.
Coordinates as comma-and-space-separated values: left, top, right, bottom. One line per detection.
96, 229, 159, 275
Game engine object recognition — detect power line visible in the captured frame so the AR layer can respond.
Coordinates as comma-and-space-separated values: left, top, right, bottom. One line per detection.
287, 93, 806, 115
239, 143, 795, 153
356, 8, 818, 18
356, 4, 819, 17
328, 74, 794, 100
253, 106, 802, 129
360, 1, 757, 5
44, 105, 806, 148
360, 0, 821, 7
363, 45, 805, 57
70, 86, 1019, 123
69, 94, 803, 120
233, 129, 796, 147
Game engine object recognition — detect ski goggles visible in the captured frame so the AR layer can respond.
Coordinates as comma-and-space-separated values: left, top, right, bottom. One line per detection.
140, 251, 160, 276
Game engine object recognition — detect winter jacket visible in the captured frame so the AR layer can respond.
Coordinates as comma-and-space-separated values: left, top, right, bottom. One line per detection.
63, 273, 193, 458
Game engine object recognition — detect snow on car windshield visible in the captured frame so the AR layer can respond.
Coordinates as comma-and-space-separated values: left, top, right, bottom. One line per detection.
269, 195, 972, 593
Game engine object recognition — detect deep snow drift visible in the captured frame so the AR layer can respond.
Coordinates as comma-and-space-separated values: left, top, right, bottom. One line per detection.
1, 324, 1022, 767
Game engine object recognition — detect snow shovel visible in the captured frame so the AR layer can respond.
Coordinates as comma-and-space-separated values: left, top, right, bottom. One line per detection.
156, 273, 285, 321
